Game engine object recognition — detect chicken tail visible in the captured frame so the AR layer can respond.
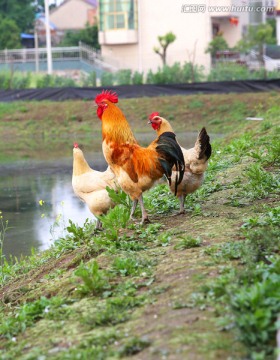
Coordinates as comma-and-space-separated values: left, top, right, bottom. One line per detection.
197, 127, 212, 160
155, 132, 185, 196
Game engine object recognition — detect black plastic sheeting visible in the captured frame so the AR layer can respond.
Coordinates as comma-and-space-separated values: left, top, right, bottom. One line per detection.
0, 79, 279, 102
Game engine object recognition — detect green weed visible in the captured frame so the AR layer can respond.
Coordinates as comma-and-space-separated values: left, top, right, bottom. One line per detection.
144, 184, 179, 214
0, 296, 70, 339
112, 256, 153, 277
0, 211, 11, 283
99, 205, 130, 241
174, 236, 202, 250
118, 336, 151, 357
243, 163, 278, 199
74, 260, 111, 296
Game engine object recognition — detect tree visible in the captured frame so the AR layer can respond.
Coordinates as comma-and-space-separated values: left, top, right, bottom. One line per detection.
0, 0, 35, 33
153, 32, 176, 66
205, 33, 229, 58
235, 23, 275, 67
60, 24, 100, 49
0, 15, 21, 49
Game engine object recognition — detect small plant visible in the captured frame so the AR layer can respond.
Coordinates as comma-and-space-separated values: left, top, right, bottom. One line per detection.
174, 236, 202, 250
66, 219, 93, 242
118, 336, 151, 357
144, 184, 178, 214
113, 257, 140, 277
156, 232, 172, 247
74, 260, 111, 296
106, 187, 131, 209
244, 163, 277, 199
0, 296, 69, 339
230, 269, 280, 356
0, 211, 10, 283
100, 205, 130, 241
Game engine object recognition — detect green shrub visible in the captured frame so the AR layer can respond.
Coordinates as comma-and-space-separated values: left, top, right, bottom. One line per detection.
132, 71, 144, 85
146, 62, 204, 84
36, 74, 77, 88
115, 69, 132, 85
74, 260, 111, 296
230, 264, 280, 356
101, 71, 114, 86
207, 63, 251, 81
182, 62, 205, 82
0, 71, 31, 89
0, 71, 11, 89
12, 72, 31, 89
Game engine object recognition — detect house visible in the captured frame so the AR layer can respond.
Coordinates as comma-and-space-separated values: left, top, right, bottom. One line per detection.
98, 0, 274, 74
50, 0, 98, 42
35, 13, 59, 46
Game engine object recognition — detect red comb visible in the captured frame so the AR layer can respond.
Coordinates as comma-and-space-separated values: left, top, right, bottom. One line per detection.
95, 90, 118, 104
149, 112, 160, 120
74, 142, 79, 148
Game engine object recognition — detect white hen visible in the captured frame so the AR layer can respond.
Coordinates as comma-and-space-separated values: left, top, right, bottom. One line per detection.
148, 113, 211, 214
72, 143, 118, 229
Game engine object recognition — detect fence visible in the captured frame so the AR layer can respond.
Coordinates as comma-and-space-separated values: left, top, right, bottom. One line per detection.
0, 42, 116, 73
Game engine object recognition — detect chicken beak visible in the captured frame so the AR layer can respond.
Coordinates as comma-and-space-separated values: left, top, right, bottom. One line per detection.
147, 120, 152, 124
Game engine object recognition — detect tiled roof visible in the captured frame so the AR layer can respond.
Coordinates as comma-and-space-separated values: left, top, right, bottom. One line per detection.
84, 0, 98, 7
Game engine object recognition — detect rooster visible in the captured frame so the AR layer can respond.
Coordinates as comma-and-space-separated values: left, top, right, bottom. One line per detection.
72, 142, 118, 230
148, 112, 212, 214
94, 90, 185, 224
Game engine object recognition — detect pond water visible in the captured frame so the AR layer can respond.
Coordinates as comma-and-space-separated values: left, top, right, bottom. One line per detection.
0, 132, 214, 259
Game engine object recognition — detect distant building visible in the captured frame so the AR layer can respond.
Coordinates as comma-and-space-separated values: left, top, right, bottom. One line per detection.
50, 0, 98, 43
97, 0, 275, 73
35, 13, 58, 46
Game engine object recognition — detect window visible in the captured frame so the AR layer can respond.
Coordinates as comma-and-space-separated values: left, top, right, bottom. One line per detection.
99, 0, 137, 31
249, 1, 263, 25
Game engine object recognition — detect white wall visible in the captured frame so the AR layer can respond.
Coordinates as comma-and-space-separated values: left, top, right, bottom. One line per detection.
101, 0, 249, 74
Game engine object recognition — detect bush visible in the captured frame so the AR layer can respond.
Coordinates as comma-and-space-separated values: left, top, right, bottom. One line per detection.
207, 63, 280, 82
207, 63, 251, 81
182, 62, 205, 82
12, 72, 31, 89
146, 62, 205, 84
80, 71, 97, 87
101, 72, 114, 86
0, 71, 11, 89
132, 71, 144, 85
0, 71, 31, 89
115, 69, 132, 85
36, 74, 77, 88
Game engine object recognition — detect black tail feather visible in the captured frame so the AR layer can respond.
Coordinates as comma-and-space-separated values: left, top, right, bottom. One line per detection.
155, 132, 185, 196
198, 127, 212, 160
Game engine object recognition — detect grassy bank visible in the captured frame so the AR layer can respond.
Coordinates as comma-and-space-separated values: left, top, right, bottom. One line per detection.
0, 93, 279, 359
0, 91, 279, 162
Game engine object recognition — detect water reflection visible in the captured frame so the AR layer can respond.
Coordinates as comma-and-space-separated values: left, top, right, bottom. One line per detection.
1, 169, 94, 259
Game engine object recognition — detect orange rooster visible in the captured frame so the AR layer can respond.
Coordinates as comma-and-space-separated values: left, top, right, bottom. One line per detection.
72, 142, 118, 230
94, 90, 185, 224
148, 112, 212, 214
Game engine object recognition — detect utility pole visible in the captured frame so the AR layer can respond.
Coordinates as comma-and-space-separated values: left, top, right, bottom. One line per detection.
44, 0, 52, 74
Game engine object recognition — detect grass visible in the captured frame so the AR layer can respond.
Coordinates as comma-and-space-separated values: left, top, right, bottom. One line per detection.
0, 92, 279, 359
0, 91, 279, 162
